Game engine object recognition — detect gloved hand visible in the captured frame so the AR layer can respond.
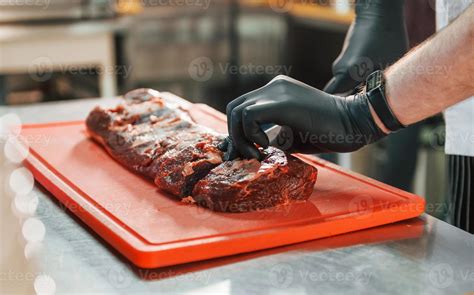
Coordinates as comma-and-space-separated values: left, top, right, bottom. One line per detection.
324, 0, 408, 94
224, 75, 387, 159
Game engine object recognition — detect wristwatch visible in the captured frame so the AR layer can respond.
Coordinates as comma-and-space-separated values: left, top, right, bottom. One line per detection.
365, 70, 405, 132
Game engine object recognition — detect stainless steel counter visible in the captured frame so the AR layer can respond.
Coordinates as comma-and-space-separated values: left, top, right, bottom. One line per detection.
1, 98, 473, 294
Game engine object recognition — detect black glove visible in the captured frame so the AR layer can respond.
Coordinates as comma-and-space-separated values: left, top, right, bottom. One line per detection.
224, 75, 386, 159
324, 0, 408, 95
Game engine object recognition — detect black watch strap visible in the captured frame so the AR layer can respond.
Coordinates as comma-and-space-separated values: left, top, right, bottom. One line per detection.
365, 71, 405, 132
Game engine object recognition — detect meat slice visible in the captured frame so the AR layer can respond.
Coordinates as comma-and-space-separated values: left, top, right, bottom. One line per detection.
151, 130, 224, 197
192, 147, 318, 212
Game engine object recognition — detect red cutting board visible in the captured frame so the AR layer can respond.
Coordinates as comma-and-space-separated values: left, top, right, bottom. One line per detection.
20, 93, 425, 268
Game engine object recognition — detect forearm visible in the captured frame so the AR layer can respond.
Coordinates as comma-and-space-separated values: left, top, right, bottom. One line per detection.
383, 4, 474, 127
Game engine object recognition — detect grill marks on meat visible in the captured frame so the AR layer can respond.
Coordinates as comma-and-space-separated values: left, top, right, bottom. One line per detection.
86, 89, 317, 212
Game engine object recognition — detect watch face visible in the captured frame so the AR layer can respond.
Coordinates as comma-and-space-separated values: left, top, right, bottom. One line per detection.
366, 71, 383, 91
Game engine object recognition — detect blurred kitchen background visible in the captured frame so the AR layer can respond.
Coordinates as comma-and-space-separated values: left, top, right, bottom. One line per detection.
0, 0, 447, 219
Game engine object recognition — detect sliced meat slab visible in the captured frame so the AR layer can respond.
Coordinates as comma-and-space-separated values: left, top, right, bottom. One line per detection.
86, 88, 317, 212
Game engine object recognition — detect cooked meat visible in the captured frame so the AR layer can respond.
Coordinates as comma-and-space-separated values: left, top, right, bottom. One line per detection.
192, 147, 318, 212
152, 130, 224, 197
86, 88, 317, 212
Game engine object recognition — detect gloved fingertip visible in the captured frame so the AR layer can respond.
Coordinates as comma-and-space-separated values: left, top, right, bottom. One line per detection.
220, 137, 240, 160
256, 151, 265, 161
222, 139, 240, 161
217, 138, 229, 152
